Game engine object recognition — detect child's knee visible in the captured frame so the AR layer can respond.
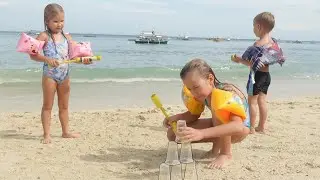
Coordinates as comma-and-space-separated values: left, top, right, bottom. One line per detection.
58, 104, 68, 111
231, 127, 249, 143
248, 95, 258, 105
249, 102, 257, 109
42, 104, 53, 111
257, 95, 267, 105
243, 127, 250, 135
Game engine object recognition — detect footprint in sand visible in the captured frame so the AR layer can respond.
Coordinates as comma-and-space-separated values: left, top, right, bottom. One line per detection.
136, 115, 146, 121
305, 158, 320, 168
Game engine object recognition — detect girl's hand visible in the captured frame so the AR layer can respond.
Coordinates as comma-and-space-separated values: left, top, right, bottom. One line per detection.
82, 58, 92, 65
177, 127, 204, 143
45, 58, 60, 67
163, 114, 179, 128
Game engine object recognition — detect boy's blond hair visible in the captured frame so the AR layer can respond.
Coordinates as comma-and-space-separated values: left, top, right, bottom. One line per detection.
254, 12, 275, 32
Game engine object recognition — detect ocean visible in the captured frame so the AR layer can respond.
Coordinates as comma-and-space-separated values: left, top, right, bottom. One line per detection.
1, 31, 319, 112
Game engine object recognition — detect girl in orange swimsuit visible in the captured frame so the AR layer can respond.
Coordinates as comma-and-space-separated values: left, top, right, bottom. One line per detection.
163, 58, 250, 169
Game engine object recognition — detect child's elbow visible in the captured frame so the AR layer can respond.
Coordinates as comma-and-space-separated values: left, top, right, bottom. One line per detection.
230, 117, 248, 135
237, 125, 249, 135
29, 54, 41, 61
29, 55, 36, 60
233, 123, 245, 134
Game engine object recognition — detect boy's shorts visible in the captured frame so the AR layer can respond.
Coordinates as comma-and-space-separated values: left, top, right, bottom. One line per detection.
247, 71, 271, 96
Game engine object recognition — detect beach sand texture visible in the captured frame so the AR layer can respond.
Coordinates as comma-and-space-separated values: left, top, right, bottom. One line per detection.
0, 96, 320, 180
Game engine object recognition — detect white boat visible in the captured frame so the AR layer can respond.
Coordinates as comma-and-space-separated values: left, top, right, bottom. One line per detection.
177, 35, 189, 40
26, 30, 40, 36
134, 31, 169, 44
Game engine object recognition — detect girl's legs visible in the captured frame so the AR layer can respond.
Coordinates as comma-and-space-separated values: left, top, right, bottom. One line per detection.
208, 135, 232, 169
56, 78, 80, 138
208, 120, 250, 169
41, 76, 57, 144
166, 117, 250, 169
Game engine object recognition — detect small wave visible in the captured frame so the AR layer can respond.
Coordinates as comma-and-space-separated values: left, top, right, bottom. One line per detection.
165, 67, 181, 72
291, 74, 320, 80
72, 78, 181, 83
0, 78, 32, 84
26, 69, 41, 73
220, 66, 231, 71
0, 77, 181, 84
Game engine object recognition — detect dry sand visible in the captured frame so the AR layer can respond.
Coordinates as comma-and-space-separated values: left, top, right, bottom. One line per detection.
0, 96, 320, 180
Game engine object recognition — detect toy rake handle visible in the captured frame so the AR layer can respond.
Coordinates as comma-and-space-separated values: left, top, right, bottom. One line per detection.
151, 94, 177, 133
63, 55, 102, 64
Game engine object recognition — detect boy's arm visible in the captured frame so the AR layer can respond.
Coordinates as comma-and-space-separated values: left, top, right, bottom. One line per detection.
237, 56, 251, 67
232, 42, 262, 67
200, 114, 247, 138
233, 54, 265, 70
232, 55, 251, 67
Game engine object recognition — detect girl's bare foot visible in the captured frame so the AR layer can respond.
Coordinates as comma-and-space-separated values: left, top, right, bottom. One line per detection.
255, 127, 265, 134
41, 135, 52, 144
202, 144, 220, 159
202, 150, 219, 160
62, 132, 81, 138
207, 154, 232, 169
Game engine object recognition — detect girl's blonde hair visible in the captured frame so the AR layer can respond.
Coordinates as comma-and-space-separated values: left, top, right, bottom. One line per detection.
180, 58, 247, 101
44, 3, 67, 53
44, 3, 64, 32
180, 58, 221, 86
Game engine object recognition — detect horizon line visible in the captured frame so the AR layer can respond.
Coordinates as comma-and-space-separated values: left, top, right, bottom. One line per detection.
0, 30, 319, 42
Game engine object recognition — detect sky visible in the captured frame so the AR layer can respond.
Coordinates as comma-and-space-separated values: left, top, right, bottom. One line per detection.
0, 0, 319, 40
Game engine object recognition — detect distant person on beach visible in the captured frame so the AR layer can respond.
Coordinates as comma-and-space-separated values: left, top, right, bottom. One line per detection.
231, 12, 285, 134
164, 59, 250, 169
29, 3, 91, 143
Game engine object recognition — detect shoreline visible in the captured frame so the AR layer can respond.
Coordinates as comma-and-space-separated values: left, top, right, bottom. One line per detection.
1, 95, 319, 114
1, 79, 319, 112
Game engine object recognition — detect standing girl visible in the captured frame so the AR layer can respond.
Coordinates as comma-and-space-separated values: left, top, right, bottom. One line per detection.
30, 3, 90, 143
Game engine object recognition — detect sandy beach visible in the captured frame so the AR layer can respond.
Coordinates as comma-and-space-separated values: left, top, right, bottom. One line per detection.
1, 1, 320, 179
0, 96, 320, 180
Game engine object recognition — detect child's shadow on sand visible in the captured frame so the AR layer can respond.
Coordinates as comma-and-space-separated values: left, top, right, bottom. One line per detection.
0, 130, 59, 141
0, 130, 40, 140
81, 147, 166, 164
80, 146, 207, 179
80, 147, 166, 179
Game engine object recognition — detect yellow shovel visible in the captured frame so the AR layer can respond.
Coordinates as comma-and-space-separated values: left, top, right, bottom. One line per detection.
151, 94, 177, 133
62, 55, 102, 64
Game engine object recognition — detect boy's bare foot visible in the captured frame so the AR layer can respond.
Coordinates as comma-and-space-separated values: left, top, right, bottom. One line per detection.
62, 132, 81, 138
41, 135, 52, 144
249, 127, 255, 134
207, 154, 232, 169
255, 127, 265, 134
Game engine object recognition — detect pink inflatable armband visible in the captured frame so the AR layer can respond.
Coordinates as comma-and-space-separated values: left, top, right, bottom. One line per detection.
16, 33, 45, 55
69, 41, 93, 59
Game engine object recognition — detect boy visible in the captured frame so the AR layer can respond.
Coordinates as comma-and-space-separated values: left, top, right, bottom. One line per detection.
231, 12, 285, 134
